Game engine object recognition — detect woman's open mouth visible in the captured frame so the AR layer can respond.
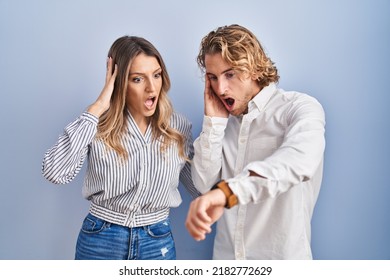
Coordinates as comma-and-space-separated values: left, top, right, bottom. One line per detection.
145, 96, 157, 110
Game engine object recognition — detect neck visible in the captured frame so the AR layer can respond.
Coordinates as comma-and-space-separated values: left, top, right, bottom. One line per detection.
136, 118, 150, 135
127, 109, 150, 135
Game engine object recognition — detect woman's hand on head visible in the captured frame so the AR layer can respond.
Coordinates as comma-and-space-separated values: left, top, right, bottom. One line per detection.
88, 57, 118, 118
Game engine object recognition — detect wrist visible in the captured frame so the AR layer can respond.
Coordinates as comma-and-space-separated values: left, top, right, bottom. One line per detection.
210, 188, 227, 207
211, 180, 238, 209
87, 102, 108, 118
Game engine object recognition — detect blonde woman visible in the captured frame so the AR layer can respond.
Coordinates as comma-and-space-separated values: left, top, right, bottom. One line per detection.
42, 36, 199, 260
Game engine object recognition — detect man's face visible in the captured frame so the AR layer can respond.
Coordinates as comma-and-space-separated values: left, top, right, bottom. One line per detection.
204, 53, 260, 116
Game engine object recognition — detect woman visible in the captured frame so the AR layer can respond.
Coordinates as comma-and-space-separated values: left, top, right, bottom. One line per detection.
42, 36, 199, 260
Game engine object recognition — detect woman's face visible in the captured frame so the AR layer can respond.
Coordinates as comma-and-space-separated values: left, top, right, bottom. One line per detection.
126, 53, 162, 126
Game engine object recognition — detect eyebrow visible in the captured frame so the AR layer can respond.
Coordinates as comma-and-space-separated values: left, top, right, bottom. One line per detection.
129, 67, 162, 76
206, 68, 234, 76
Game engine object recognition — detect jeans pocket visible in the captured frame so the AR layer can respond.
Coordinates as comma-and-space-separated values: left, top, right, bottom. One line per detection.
145, 218, 172, 238
81, 213, 111, 234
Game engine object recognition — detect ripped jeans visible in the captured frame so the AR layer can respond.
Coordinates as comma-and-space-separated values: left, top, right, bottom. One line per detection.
75, 213, 176, 260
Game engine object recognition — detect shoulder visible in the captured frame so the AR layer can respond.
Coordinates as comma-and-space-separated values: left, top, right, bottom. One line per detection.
277, 88, 325, 120
278, 87, 318, 103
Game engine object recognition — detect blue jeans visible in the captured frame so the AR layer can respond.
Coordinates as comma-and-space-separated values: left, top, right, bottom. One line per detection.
75, 213, 176, 260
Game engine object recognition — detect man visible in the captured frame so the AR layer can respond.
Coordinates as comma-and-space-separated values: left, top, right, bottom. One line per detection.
185, 24, 325, 260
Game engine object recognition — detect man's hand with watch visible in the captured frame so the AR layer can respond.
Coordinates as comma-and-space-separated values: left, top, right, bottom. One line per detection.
185, 179, 239, 241
211, 180, 238, 209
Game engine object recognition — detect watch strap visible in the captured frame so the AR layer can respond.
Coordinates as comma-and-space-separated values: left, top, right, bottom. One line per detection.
211, 180, 238, 209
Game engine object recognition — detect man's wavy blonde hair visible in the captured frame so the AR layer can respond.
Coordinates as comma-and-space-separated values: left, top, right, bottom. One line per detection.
197, 24, 279, 88
97, 36, 186, 160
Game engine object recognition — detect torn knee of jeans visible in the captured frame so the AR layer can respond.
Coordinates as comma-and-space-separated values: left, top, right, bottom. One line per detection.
161, 247, 169, 257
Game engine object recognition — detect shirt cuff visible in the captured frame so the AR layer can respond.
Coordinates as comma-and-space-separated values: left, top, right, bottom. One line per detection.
202, 116, 228, 135
227, 170, 266, 205
81, 111, 99, 125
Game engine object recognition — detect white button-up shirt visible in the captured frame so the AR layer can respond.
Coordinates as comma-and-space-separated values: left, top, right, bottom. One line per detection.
192, 83, 325, 259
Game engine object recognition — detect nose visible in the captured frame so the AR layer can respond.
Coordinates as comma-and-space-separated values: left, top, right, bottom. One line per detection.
145, 78, 156, 92
216, 79, 227, 96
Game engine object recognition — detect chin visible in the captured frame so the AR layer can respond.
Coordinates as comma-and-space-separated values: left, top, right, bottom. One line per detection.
230, 108, 246, 116
145, 109, 156, 117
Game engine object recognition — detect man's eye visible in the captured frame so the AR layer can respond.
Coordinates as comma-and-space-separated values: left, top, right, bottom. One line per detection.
225, 72, 235, 79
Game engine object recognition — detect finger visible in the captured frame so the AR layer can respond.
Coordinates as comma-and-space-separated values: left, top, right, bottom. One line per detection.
185, 219, 207, 241
105, 57, 113, 82
109, 64, 118, 85
185, 200, 212, 236
186, 220, 209, 241
204, 74, 209, 91
112, 63, 118, 77
196, 208, 213, 226
193, 196, 213, 224
204, 75, 214, 99
189, 213, 212, 234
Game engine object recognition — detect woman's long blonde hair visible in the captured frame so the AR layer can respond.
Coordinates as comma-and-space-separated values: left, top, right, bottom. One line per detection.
97, 36, 186, 160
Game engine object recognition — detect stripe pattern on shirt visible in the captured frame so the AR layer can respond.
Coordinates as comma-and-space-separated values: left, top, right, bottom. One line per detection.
42, 110, 199, 227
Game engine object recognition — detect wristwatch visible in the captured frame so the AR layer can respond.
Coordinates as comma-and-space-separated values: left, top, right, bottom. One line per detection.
211, 180, 238, 209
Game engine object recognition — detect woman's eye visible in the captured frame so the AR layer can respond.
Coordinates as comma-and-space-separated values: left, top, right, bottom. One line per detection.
154, 72, 162, 79
208, 75, 217, 81
132, 77, 142, 83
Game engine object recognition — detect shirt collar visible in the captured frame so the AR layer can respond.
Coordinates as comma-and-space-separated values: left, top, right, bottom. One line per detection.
249, 82, 277, 112
125, 109, 152, 141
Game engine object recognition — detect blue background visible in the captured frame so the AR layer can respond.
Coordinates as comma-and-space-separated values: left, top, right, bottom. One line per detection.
0, 0, 389, 259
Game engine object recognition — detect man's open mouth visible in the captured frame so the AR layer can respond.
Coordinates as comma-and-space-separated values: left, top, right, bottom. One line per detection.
224, 98, 235, 110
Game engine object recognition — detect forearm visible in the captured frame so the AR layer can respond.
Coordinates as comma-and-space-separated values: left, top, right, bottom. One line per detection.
191, 116, 228, 193
228, 131, 325, 204
229, 107, 325, 204
87, 102, 108, 118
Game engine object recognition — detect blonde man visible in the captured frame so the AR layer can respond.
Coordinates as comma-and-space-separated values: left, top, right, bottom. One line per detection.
186, 24, 325, 260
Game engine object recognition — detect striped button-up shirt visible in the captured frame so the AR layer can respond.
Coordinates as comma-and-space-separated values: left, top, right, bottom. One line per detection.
42, 110, 199, 227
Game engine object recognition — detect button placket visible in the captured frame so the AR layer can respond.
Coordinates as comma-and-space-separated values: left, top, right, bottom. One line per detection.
233, 109, 259, 260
